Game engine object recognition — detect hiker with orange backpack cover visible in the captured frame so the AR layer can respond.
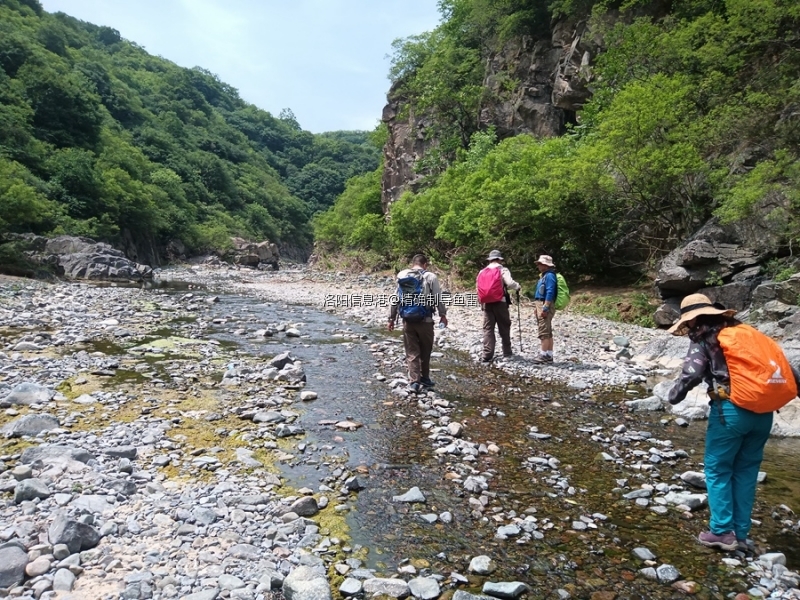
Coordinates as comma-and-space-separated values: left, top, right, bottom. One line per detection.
477, 250, 520, 363
667, 293, 800, 553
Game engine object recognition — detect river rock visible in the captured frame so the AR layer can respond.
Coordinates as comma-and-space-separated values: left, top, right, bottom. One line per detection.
0, 541, 28, 588
48, 514, 101, 553
235, 447, 263, 467
340, 578, 363, 596
363, 578, 410, 598
20, 445, 94, 465
664, 491, 707, 510
393, 486, 426, 503
657, 564, 681, 583
25, 556, 52, 577
482, 581, 530, 599
290, 496, 319, 517
680, 471, 707, 489
625, 396, 663, 411
469, 556, 497, 576
71, 494, 114, 514
2, 413, 59, 437
2, 382, 54, 405
409, 576, 440, 599
283, 565, 331, 600
454, 593, 495, 600
270, 351, 294, 369
632, 547, 656, 561
181, 590, 219, 600
15, 478, 51, 503
103, 445, 137, 459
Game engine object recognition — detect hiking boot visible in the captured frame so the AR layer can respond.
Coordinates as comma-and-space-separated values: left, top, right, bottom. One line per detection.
420, 377, 435, 388
408, 382, 423, 394
532, 354, 553, 364
698, 530, 737, 551
481, 356, 493, 363
736, 538, 754, 554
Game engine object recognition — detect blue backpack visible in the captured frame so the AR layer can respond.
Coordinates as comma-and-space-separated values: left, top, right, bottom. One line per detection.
397, 270, 432, 322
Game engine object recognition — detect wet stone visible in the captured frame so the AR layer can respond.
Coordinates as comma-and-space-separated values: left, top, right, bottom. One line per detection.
469, 555, 496, 575
633, 547, 656, 561
340, 577, 363, 596
363, 578, 410, 598
393, 486, 426, 503
623, 488, 652, 500
656, 564, 681, 583
408, 576, 441, 600
482, 581, 531, 599
639, 567, 658, 580
454, 593, 494, 600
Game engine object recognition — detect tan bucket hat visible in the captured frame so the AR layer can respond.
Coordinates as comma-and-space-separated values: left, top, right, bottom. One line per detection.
668, 293, 737, 336
535, 255, 555, 267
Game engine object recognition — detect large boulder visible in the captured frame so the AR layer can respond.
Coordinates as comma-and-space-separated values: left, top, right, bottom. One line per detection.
655, 220, 767, 297
229, 238, 279, 270
6, 234, 154, 281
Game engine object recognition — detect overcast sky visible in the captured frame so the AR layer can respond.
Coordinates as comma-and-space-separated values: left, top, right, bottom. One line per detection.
38, 0, 442, 133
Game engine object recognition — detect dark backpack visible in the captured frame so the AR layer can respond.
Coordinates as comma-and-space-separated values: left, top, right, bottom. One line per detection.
397, 270, 432, 322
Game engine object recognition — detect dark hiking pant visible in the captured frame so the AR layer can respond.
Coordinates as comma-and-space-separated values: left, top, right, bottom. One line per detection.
482, 301, 512, 360
403, 320, 434, 383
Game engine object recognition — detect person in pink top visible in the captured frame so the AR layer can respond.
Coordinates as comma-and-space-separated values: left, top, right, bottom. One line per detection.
477, 250, 520, 362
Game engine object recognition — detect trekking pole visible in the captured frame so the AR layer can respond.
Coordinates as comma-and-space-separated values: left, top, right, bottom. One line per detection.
516, 291, 523, 353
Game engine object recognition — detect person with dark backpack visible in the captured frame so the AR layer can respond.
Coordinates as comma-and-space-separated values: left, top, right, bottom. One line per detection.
668, 293, 800, 553
388, 254, 448, 394
476, 250, 520, 362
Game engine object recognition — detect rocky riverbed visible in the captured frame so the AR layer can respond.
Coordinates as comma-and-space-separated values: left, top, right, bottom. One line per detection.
0, 265, 799, 600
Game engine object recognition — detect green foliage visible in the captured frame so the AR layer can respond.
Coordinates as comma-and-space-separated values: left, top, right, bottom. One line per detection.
313, 0, 800, 281
0, 157, 61, 233
569, 290, 658, 327
704, 270, 725, 287
313, 168, 386, 253
0, 2, 379, 257
763, 257, 798, 282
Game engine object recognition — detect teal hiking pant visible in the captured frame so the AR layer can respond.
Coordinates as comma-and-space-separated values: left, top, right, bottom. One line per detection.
704, 400, 773, 539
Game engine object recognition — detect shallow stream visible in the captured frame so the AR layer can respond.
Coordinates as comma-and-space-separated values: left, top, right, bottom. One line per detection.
120, 282, 800, 598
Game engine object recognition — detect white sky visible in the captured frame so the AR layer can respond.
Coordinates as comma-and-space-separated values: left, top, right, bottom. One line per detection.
38, 0, 442, 133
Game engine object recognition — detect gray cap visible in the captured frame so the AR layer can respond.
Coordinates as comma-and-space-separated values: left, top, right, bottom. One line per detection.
487, 250, 503, 261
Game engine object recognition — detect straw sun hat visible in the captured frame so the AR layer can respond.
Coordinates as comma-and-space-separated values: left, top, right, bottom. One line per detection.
668, 293, 737, 336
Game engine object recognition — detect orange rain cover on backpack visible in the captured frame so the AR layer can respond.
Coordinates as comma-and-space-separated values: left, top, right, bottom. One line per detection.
718, 324, 798, 413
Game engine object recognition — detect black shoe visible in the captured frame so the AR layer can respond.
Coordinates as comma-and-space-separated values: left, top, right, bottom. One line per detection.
408, 382, 423, 394
502, 353, 513, 358
420, 377, 435, 388
481, 356, 493, 363
532, 354, 553, 364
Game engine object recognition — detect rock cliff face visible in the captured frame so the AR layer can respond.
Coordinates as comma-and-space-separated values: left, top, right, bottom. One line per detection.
381, 20, 593, 212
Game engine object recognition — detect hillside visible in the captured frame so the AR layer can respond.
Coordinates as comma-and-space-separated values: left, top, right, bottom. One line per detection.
0, 0, 379, 264
315, 0, 800, 282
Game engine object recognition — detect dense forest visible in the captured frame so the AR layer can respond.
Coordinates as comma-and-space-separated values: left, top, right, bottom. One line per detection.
315, 0, 800, 279
0, 0, 380, 261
